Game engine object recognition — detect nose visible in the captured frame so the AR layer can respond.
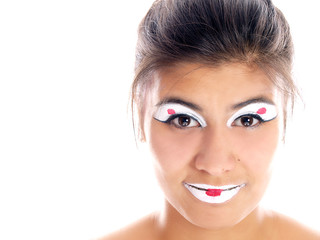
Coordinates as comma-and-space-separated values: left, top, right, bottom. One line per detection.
194, 127, 237, 175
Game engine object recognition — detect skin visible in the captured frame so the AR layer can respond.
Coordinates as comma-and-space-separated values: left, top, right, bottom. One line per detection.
100, 63, 320, 240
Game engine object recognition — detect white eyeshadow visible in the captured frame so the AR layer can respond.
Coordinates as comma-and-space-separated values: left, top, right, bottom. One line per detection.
154, 103, 207, 127
226, 103, 277, 127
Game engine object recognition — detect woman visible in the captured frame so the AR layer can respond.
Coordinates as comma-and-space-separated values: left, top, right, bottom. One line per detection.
101, 0, 319, 239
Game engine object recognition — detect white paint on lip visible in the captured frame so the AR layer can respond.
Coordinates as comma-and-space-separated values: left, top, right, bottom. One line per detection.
184, 183, 245, 204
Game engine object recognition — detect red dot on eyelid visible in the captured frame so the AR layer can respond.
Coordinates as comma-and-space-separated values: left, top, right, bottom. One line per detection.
257, 107, 267, 114
167, 109, 175, 114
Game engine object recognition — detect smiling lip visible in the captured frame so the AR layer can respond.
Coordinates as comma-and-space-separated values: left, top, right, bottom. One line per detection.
184, 183, 246, 204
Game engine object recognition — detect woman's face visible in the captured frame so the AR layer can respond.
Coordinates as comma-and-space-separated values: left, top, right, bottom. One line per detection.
142, 63, 283, 230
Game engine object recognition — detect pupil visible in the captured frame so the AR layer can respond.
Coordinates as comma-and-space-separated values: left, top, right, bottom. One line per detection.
241, 116, 253, 126
178, 116, 190, 126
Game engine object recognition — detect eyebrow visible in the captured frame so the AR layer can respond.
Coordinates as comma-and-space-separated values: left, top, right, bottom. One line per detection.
231, 97, 275, 110
156, 96, 274, 112
156, 97, 202, 111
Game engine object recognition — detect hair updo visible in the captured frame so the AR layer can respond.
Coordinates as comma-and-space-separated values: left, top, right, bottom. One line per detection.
131, 0, 298, 136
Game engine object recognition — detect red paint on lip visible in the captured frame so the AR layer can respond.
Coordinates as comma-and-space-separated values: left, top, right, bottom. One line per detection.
257, 107, 267, 114
206, 189, 223, 197
167, 109, 176, 115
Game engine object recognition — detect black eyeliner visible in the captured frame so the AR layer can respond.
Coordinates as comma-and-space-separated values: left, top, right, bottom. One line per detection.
234, 113, 278, 128
153, 114, 202, 128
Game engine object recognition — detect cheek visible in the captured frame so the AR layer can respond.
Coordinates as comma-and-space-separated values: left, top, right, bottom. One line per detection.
236, 124, 280, 176
232, 123, 280, 205
148, 122, 199, 176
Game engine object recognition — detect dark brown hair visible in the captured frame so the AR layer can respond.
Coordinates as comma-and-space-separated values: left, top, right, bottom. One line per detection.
132, 0, 298, 137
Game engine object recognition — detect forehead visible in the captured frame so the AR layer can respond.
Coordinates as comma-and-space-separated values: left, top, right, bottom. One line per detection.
151, 63, 279, 108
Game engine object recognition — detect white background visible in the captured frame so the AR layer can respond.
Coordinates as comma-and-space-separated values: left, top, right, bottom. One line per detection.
0, 0, 319, 239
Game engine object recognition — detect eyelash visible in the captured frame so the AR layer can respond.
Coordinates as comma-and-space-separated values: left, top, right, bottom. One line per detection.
155, 111, 276, 129
232, 114, 267, 128
157, 114, 202, 129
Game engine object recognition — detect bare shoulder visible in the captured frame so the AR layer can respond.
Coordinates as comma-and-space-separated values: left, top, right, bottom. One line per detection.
273, 212, 320, 240
96, 213, 159, 240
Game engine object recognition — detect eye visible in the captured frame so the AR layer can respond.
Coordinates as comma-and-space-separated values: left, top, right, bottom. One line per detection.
226, 103, 278, 128
170, 115, 201, 128
232, 115, 262, 127
153, 103, 207, 128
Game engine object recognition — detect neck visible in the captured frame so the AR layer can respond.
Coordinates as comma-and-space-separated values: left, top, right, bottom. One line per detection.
155, 201, 273, 240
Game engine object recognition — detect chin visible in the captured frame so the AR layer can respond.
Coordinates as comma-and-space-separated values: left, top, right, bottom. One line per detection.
167, 189, 262, 231
182, 207, 251, 231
